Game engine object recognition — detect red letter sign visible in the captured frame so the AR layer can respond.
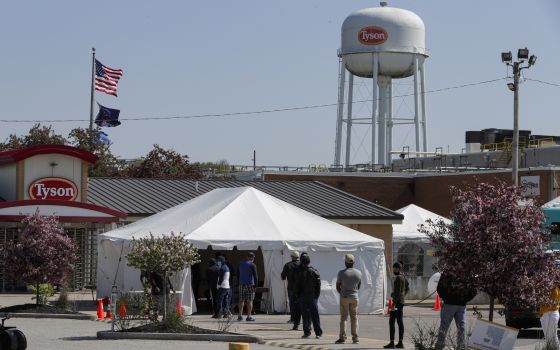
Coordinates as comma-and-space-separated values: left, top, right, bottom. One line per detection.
29, 178, 78, 201
358, 27, 388, 45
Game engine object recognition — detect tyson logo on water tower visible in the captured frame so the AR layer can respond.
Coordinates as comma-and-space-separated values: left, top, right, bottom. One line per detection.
358, 27, 388, 45
29, 178, 78, 201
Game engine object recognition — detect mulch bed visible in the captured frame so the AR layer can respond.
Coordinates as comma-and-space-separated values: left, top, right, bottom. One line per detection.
0, 303, 79, 315
126, 322, 224, 334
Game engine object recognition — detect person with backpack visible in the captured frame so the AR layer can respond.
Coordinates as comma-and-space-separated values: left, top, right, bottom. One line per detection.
294, 253, 323, 339
384, 262, 408, 349
434, 273, 477, 350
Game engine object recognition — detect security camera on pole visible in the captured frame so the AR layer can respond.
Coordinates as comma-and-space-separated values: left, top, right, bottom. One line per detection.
501, 48, 537, 186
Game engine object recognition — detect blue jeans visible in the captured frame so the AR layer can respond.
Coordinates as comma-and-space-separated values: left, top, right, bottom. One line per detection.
300, 296, 322, 336
217, 288, 231, 316
435, 303, 467, 350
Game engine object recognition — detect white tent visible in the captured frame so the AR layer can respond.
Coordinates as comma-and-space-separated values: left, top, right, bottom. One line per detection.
97, 187, 387, 315
393, 204, 451, 241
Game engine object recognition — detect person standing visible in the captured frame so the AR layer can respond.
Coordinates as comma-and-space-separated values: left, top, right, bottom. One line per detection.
216, 255, 231, 317
434, 273, 477, 350
281, 251, 301, 330
295, 253, 323, 339
335, 254, 362, 344
384, 262, 407, 349
238, 252, 258, 321
538, 285, 560, 349
206, 258, 222, 318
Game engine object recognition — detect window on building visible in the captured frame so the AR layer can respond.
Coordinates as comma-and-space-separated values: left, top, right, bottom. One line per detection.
397, 243, 424, 277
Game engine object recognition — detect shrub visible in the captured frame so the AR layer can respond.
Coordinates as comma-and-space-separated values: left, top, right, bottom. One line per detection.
30, 283, 54, 305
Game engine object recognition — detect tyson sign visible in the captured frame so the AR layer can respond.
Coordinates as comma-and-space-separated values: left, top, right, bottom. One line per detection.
29, 178, 78, 201
358, 26, 388, 45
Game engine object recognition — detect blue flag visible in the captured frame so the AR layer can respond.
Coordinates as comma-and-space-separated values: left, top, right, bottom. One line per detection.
95, 103, 121, 127
98, 131, 110, 145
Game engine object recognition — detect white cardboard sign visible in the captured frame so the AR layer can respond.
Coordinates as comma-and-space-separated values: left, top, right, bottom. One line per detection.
468, 319, 518, 350
520, 175, 540, 197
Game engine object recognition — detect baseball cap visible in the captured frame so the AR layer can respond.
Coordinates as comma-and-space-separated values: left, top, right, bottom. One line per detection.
345, 254, 355, 264
290, 251, 300, 258
247, 252, 255, 258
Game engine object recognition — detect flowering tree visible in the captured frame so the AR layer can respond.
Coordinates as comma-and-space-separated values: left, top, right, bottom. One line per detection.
5, 211, 78, 305
420, 182, 560, 321
126, 232, 200, 318
120, 144, 203, 180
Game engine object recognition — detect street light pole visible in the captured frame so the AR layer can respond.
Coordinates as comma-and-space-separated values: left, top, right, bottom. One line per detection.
501, 48, 536, 187
512, 62, 520, 187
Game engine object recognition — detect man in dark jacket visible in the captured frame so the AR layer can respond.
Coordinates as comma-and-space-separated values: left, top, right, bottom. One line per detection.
434, 273, 477, 350
294, 253, 323, 339
281, 251, 301, 330
206, 258, 221, 318
385, 262, 407, 349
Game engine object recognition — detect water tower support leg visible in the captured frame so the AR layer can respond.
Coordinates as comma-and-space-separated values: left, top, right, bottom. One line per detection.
420, 61, 428, 153
334, 57, 346, 166
387, 78, 393, 166
413, 56, 421, 153
378, 77, 389, 166
344, 73, 354, 170
371, 53, 379, 167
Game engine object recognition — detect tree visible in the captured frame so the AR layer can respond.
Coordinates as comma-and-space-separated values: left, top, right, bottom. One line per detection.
0, 124, 204, 179
421, 182, 560, 321
121, 144, 203, 180
68, 127, 123, 177
0, 124, 66, 151
126, 232, 200, 318
4, 211, 78, 305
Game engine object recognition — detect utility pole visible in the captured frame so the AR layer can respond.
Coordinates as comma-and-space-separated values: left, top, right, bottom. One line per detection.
252, 150, 256, 172
501, 48, 537, 187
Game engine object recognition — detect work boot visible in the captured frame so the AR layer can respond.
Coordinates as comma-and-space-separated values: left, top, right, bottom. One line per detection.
384, 341, 395, 349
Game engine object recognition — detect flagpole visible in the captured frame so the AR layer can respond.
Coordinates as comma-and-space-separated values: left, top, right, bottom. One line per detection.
89, 47, 96, 150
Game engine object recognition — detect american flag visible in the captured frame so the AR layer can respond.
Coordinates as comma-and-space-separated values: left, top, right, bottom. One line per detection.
95, 59, 123, 97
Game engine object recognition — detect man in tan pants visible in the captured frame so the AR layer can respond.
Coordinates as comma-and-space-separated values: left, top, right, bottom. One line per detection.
335, 254, 362, 344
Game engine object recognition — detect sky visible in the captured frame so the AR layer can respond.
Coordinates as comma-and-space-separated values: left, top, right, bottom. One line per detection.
1, 1, 559, 167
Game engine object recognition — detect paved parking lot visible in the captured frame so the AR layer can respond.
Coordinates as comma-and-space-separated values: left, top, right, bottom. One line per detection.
0, 294, 547, 349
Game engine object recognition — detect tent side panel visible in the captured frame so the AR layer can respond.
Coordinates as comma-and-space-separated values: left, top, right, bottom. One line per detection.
263, 249, 288, 313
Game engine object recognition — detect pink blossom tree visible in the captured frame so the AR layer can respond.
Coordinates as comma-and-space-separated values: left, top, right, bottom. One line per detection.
420, 182, 560, 321
5, 211, 78, 305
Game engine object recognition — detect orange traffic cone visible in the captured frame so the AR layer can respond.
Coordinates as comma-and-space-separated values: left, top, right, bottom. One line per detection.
432, 293, 441, 311
119, 303, 127, 318
385, 297, 393, 316
96, 299, 105, 319
176, 299, 183, 316
105, 304, 112, 319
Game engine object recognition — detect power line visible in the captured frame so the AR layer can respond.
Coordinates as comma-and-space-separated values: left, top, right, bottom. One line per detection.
0, 77, 507, 123
525, 77, 560, 88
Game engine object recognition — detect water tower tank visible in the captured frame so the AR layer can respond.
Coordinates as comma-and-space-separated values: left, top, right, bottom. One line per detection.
334, 3, 429, 169
341, 6, 427, 78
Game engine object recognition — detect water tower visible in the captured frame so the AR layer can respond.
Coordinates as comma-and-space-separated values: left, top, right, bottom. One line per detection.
334, 3, 429, 168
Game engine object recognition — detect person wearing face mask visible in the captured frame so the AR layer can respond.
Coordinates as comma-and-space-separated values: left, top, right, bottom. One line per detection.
384, 262, 408, 349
